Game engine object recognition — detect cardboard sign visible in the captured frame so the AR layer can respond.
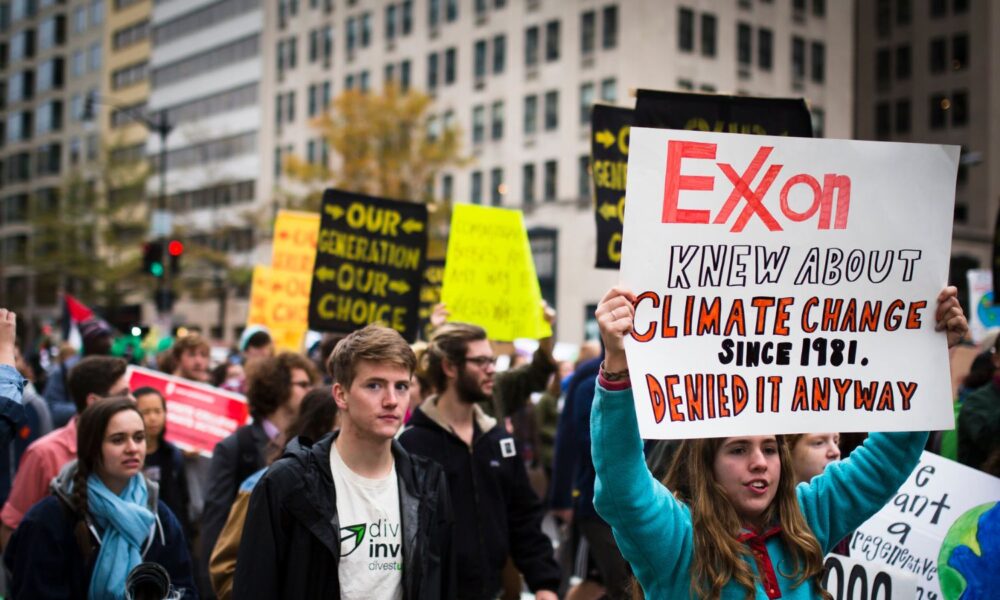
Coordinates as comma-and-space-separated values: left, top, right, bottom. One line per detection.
851, 452, 1000, 600
417, 259, 445, 341
248, 266, 312, 351
822, 554, 918, 600
308, 189, 427, 341
440, 204, 551, 341
621, 128, 959, 439
127, 366, 249, 455
592, 105, 632, 269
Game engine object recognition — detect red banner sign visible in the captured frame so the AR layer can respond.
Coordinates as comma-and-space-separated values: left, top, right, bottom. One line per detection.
127, 366, 249, 455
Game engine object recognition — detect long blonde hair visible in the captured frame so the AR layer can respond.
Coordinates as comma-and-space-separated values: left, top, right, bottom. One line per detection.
659, 436, 831, 600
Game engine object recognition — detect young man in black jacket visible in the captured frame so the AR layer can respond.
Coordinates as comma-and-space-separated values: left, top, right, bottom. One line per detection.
399, 322, 560, 600
233, 324, 453, 599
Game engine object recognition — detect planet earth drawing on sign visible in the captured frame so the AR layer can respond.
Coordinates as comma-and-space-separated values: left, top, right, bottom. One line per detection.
976, 292, 1000, 328
938, 501, 999, 599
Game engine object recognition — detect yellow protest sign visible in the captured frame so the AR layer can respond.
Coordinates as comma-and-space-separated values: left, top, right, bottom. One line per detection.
441, 204, 551, 341
248, 266, 312, 352
272, 210, 320, 274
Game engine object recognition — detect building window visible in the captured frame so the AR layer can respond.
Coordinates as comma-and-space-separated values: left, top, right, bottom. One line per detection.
601, 5, 617, 49
525, 26, 539, 67
581, 10, 595, 55
876, 48, 891, 88
361, 12, 372, 47
951, 90, 967, 126
491, 101, 503, 140
929, 93, 947, 129
876, 0, 890, 37
544, 90, 558, 131
737, 23, 751, 66
895, 45, 911, 79
930, 0, 946, 18
524, 94, 537, 134
701, 13, 716, 57
894, 99, 910, 133
811, 107, 825, 138
427, 53, 439, 90
952, 34, 968, 70
446, 0, 458, 21
493, 35, 506, 73
792, 36, 805, 79
543, 159, 557, 201
545, 20, 560, 62
954, 0, 968, 13
810, 42, 825, 83
490, 167, 503, 206
471, 171, 483, 204
875, 102, 891, 138
441, 174, 453, 201
812, 0, 824, 16
578, 155, 590, 199
678, 7, 693, 52
600, 78, 616, 103
445, 47, 457, 84
400, 60, 411, 90
474, 39, 487, 79
522, 163, 535, 205
472, 105, 485, 144
579, 82, 594, 124
758, 28, 773, 70
72, 50, 86, 77
896, 0, 911, 24
929, 37, 946, 73
385, 3, 397, 41
402, 1, 413, 34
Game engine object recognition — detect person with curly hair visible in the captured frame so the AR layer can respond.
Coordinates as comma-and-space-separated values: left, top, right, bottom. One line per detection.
198, 352, 318, 593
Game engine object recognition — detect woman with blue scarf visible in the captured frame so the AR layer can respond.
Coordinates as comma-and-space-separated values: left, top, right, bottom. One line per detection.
5, 396, 197, 599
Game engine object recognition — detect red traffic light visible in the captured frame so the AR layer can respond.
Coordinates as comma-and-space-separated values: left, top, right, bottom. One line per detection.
167, 240, 184, 256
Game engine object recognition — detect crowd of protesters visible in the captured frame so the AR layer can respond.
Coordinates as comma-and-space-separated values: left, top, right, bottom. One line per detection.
0, 282, 991, 599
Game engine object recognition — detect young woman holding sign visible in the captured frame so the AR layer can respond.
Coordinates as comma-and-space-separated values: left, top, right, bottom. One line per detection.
591, 286, 967, 599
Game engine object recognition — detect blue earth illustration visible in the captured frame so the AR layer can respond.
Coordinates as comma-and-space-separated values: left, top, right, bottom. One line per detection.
976, 292, 1000, 328
938, 501, 1000, 599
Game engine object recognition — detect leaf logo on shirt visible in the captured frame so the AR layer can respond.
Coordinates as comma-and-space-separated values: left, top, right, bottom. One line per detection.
340, 524, 367, 556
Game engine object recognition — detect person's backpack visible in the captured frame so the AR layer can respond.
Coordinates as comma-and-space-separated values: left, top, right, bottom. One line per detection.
234, 425, 262, 490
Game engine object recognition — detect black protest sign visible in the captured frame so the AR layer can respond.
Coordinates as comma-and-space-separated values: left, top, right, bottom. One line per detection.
633, 89, 815, 137
592, 91, 815, 269
992, 208, 1000, 300
417, 259, 445, 341
308, 189, 427, 341
592, 104, 632, 269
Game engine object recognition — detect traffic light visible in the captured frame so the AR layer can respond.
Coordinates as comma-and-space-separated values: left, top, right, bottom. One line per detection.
167, 239, 183, 275
142, 241, 164, 277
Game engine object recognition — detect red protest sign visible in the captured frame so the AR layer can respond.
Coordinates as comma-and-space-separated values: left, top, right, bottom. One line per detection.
127, 366, 249, 455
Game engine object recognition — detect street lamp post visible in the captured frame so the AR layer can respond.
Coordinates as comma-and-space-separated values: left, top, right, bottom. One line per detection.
85, 94, 175, 327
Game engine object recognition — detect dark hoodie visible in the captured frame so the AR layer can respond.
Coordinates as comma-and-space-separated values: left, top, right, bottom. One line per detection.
4, 460, 197, 599
232, 432, 454, 599
398, 398, 561, 599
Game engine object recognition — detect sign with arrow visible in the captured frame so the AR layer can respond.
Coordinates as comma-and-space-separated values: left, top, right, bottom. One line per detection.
417, 259, 445, 341
592, 104, 633, 269
308, 189, 428, 341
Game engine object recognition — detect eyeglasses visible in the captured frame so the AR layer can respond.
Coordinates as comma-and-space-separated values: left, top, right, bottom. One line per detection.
463, 355, 498, 368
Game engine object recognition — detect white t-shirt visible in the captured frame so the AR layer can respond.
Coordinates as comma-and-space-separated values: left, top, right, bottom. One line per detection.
330, 443, 404, 600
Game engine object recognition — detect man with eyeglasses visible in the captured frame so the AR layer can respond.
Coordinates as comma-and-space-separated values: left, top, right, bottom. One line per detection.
399, 322, 560, 600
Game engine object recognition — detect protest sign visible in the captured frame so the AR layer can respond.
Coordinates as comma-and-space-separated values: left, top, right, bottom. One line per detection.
440, 204, 551, 341
966, 269, 1000, 343
592, 105, 632, 269
127, 366, 249, 455
592, 91, 813, 270
851, 452, 1000, 600
621, 127, 959, 439
248, 266, 313, 351
417, 259, 445, 341
272, 210, 320, 273
821, 554, 918, 600
308, 189, 427, 341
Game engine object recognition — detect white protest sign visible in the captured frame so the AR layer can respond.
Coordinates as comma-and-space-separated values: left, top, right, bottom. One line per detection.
849, 452, 1000, 600
621, 128, 959, 439
821, 554, 918, 600
966, 269, 1000, 343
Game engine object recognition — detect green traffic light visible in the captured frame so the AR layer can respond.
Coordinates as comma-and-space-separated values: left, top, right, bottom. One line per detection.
151, 262, 164, 277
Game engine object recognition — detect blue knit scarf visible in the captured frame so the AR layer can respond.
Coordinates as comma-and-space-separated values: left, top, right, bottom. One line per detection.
87, 474, 156, 600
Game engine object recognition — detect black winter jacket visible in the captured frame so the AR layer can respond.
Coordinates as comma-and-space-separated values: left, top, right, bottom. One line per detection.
232, 432, 454, 599
398, 399, 560, 599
